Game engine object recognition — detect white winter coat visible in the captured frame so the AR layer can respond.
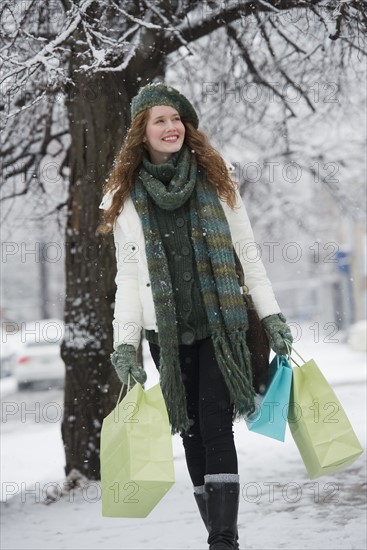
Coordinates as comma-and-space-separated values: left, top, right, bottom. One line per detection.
99, 186, 281, 351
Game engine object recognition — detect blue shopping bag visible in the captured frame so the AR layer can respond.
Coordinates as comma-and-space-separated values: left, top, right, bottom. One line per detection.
245, 354, 293, 441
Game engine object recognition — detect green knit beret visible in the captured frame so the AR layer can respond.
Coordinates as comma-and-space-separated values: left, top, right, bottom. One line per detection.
131, 82, 199, 129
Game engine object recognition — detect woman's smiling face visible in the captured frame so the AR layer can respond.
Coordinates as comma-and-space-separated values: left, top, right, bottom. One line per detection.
143, 105, 185, 164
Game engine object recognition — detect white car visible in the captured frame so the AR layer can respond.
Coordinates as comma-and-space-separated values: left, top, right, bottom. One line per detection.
14, 319, 65, 389
0, 338, 18, 397
348, 320, 367, 352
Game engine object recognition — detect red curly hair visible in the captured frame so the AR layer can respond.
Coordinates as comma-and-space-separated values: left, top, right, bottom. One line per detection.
96, 109, 239, 235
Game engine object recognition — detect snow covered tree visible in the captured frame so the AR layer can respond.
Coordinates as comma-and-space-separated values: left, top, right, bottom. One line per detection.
1, 0, 365, 480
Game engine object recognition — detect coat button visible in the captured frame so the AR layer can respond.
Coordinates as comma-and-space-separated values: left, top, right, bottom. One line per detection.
181, 246, 190, 256
183, 303, 191, 312
183, 271, 192, 281
176, 217, 185, 227
146, 282, 151, 287
181, 330, 195, 345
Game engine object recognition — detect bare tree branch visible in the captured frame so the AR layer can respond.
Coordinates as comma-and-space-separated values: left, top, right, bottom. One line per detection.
165, 1, 332, 54
268, 17, 307, 54
143, 0, 195, 55
1, 0, 95, 87
254, 11, 316, 111
226, 24, 297, 116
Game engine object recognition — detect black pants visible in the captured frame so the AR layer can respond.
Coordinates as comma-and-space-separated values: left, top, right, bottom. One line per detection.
149, 336, 238, 487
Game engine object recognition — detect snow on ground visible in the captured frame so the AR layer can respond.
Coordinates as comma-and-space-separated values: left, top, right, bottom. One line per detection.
1, 328, 366, 550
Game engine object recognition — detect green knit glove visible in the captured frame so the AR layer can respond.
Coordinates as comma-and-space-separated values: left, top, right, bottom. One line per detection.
110, 343, 147, 387
261, 313, 293, 355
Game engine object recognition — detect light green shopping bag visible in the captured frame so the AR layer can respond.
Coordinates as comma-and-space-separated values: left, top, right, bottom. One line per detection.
100, 375, 175, 517
287, 348, 363, 480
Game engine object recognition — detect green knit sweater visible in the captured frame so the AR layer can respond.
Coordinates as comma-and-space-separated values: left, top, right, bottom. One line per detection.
143, 163, 211, 346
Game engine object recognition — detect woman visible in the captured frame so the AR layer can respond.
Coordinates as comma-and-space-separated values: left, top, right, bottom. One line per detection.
98, 83, 293, 550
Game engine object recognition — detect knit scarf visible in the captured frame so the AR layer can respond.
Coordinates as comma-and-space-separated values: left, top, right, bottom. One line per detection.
131, 145, 256, 435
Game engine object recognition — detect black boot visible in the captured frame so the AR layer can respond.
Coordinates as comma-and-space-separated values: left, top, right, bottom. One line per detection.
194, 490, 208, 528
194, 490, 240, 549
203, 475, 240, 549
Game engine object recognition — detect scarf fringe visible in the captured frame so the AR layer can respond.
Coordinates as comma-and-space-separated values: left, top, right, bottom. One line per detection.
212, 329, 256, 419
160, 353, 191, 435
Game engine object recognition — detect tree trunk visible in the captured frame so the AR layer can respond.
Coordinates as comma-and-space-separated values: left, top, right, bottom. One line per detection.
60, 36, 166, 479
60, 67, 128, 479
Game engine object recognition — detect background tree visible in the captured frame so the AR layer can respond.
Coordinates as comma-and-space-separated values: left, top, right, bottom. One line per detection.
1, 0, 366, 481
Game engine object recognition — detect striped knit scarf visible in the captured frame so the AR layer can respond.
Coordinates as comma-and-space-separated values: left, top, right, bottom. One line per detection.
130, 145, 256, 435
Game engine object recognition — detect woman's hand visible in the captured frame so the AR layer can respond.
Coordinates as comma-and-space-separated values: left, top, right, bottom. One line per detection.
261, 313, 293, 355
110, 343, 147, 387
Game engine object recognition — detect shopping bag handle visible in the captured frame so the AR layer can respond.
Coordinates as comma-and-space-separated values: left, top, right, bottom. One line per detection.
283, 339, 293, 361
116, 372, 139, 406
275, 339, 292, 368
284, 340, 306, 368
